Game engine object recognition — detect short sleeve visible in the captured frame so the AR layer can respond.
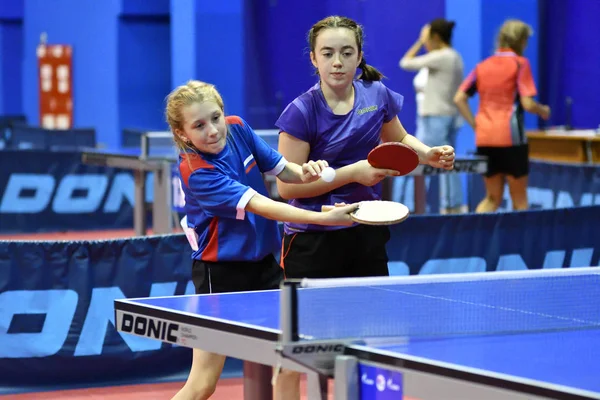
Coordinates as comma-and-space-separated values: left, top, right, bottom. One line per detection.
185, 168, 256, 220
459, 69, 478, 97
243, 122, 287, 176
275, 100, 312, 143
517, 58, 537, 97
381, 83, 404, 123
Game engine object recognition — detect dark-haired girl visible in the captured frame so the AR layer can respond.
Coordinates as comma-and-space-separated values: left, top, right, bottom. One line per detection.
400, 19, 465, 214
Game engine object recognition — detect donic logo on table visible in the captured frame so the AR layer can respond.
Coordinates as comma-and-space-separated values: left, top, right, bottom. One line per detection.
119, 313, 179, 343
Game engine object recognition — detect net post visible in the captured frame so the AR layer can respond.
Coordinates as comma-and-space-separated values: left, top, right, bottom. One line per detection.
280, 279, 301, 343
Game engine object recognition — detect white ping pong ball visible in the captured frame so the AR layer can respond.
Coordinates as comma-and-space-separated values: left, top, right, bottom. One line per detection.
320, 167, 336, 182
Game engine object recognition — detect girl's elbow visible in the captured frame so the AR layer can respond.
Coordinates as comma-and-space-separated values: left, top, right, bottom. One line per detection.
399, 58, 414, 70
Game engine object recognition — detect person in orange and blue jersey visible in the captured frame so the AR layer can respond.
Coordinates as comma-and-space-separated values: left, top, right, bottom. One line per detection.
454, 19, 551, 213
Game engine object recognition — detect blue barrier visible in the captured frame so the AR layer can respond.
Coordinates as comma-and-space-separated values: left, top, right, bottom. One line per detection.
0, 149, 142, 233
467, 160, 600, 211
0, 234, 193, 385
0, 205, 598, 384
386, 205, 600, 276
2, 149, 600, 233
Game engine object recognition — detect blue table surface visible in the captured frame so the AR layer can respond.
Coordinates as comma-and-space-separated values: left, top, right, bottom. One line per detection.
379, 328, 600, 393
128, 275, 600, 394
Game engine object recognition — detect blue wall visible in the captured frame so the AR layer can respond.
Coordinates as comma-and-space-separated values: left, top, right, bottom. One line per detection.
0, 0, 24, 116
170, 0, 196, 94
540, 0, 600, 130
2, 0, 597, 146
21, 0, 170, 148
23, 0, 121, 147
246, 0, 445, 132
363, 0, 445, 136
170, 0, 246, 126
118, 13, 171, 133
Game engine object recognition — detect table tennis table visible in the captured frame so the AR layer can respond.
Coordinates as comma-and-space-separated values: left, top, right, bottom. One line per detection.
115, 267, 600, 400
83, 129, 487, 236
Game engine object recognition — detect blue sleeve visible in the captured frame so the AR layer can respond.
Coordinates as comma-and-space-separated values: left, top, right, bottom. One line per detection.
381, 83, 404, 122
241, 119, 287, 176
186, 168, 255, 219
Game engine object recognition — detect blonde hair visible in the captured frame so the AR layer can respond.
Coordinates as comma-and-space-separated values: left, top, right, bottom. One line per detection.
497, 19, 533, 56
164, 80, 225, 152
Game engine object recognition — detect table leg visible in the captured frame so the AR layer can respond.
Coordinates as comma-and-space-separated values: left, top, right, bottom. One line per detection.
152, 162, 173, 234
414, 176, 426, 214
133, 170, 147, 236
306, 371, 328, 400
243, 361, 273, 400
334, 355, 359, 400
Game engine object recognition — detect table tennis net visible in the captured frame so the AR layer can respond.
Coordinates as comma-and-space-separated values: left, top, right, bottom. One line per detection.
288, 268, 600, 341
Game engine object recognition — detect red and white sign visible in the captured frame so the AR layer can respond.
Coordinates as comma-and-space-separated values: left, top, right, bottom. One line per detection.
37, 44, 73, 129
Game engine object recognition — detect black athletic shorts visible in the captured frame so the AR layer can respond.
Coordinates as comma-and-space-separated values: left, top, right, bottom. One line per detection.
476, 144, 529, 178
192, 254, 284, 294
281, 224, 391, 279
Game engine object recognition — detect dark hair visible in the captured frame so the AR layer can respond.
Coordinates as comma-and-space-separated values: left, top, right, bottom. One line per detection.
429, 18, 456, 45
308, 15, 384, 81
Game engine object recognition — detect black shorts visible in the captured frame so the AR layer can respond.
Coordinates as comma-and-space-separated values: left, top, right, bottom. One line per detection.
192, 254, 284, 294
281, 224, 390, 279
476, 144, 529, 178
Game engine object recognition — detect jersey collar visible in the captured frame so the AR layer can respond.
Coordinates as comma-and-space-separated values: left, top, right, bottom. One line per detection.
495, 48, 517, 57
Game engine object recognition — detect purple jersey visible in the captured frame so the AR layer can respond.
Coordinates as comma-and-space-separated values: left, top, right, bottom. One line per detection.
275, 80, 404, 234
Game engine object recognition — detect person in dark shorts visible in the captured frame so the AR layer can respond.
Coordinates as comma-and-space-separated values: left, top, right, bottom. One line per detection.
454, 19, 551, 212
164, 79, 358, 400
275, 15, 455, 282
272, 15, 456, 399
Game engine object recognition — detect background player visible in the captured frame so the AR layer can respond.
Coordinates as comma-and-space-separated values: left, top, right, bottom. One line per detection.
454, 19, 551, 212
400, 18, 465, 214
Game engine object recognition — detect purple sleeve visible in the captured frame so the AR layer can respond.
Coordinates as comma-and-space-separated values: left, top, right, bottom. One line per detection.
381, 83, 404, 123
275, 100, 312, 143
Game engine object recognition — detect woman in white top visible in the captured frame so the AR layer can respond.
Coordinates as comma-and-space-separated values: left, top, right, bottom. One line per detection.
400, 18, 465, 214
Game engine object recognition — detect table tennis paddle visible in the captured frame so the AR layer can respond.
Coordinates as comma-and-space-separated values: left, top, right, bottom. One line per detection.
321, 200, 410, 226
368, 142, 419, 175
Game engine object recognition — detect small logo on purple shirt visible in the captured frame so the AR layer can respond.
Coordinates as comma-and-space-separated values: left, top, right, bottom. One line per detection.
357, 105, 378, 115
